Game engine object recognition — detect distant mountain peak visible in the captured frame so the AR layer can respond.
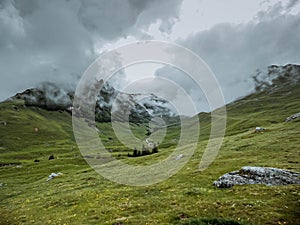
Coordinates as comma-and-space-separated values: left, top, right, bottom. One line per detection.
9, 82, 177, 124
253, 64, 300, 92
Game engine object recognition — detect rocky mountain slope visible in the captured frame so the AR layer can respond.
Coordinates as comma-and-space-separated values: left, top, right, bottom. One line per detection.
9, 81, 177, 124
8, 64, 299, 125
253, 64, 300, 91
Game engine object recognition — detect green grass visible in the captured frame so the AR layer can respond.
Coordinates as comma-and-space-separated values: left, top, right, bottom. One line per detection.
177, 217, 247, 225
0, 82, 300, 225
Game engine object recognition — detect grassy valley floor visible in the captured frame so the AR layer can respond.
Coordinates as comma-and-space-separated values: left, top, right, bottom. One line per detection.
0, 82, 299, 225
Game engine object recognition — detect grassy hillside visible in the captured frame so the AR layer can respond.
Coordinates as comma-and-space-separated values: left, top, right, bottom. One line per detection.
0, 81, 299, 224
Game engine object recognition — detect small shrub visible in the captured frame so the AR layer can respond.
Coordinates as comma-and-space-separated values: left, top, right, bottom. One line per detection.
152, 144, 158, 154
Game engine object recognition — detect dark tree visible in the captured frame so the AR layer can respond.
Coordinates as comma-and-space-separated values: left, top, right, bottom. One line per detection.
152, 144, 158, 154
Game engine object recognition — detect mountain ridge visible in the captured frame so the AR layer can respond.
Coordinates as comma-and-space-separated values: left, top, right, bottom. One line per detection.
8, 81, 177, 124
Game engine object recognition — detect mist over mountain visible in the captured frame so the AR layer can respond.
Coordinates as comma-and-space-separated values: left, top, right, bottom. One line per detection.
1, 0, 299, 110
6, 63, 299, 125
253, 64, 300, 91
9, 81, 177, 124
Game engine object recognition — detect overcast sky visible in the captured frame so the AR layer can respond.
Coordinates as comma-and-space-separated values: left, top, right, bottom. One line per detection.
0, 0, 299, 113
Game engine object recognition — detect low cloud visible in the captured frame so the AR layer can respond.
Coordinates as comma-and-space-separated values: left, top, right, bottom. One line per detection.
154, 1, 300, 111
1, 0, 299, 115
0, 0, 182, 100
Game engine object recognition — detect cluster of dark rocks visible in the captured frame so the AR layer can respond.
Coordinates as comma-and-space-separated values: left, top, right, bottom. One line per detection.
286, 112, 300, 122
34, 154, 54, 163
213, 166, 300, 188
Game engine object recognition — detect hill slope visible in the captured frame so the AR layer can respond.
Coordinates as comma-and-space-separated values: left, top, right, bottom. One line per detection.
0, 65, 299, 225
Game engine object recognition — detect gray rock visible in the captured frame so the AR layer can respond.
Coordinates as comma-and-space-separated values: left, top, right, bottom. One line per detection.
213, 166, 300, 188
255, 127, 266, 132
253, 64, 300, 92
286, 113, 300, 122
0, 121, 7, 126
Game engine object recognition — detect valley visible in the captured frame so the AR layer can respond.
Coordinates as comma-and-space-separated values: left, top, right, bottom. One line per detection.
0, 65, 299, 225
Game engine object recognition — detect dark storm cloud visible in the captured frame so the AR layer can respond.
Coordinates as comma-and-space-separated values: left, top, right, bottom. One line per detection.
184, 12, 300, 102
0, 0, 183, 100
1, 0, 299, 114
286, 0, 300, 9
78, 0, 182, 38
155, 1, 300, 110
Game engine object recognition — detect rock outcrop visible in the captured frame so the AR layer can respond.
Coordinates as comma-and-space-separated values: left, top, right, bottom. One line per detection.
213, 166, 300, 188
9, 82, 177, 124
286, 113, 300, 122
253, 64, 300, 92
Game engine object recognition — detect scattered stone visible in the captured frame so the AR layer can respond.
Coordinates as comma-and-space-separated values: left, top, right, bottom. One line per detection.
34, 127, 39, 133
83, 155, 94, 159
286, 112, 300, 122
0, 163, 19, 167
47, 172, 62, 181
175, 154, 184, 160
213, 166, 300, 188
115, 217, 127, 221
255, 127, 266, 132
49, 154, 55, 160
